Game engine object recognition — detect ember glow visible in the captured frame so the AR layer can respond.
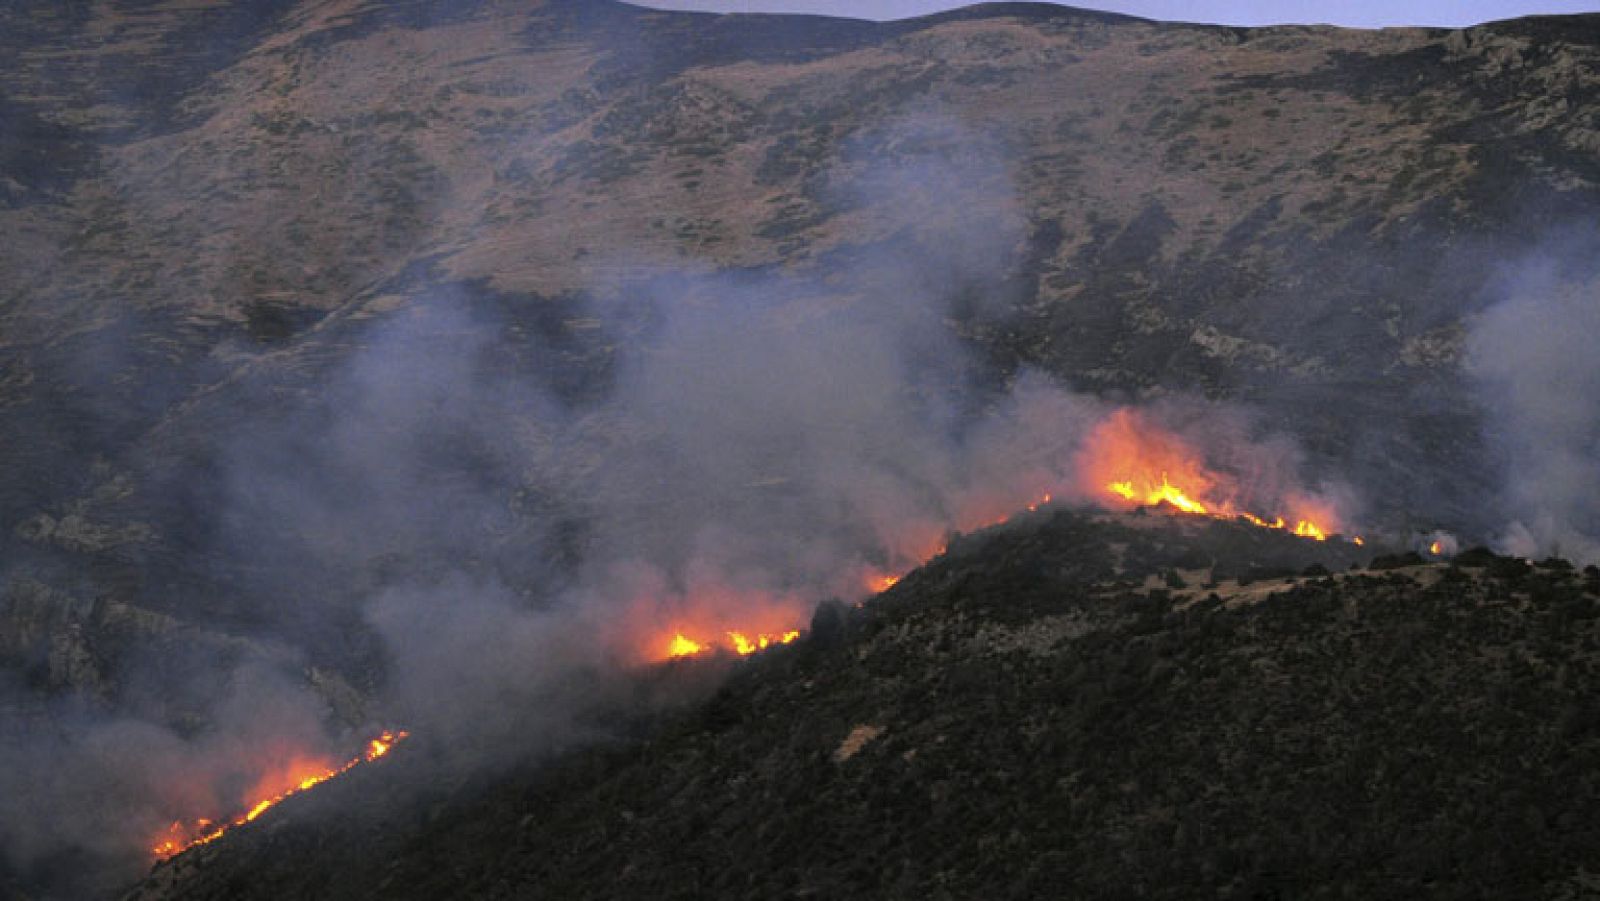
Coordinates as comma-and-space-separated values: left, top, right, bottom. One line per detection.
151, 730, 408, 861
1079, 408, 1341, 540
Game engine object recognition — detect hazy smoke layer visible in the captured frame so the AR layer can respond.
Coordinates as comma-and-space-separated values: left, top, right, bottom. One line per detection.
0, 113, 1355, 895
0, 665, 336, 898
1468, 265, 1600, 563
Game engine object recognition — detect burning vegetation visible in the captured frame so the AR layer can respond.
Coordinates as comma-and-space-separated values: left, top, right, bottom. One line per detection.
134, 399, 1365, 868
1079, 409, 1345, 542
151, 731, 408, 861
664, 629, 802, 659
648, 406, 1354, 663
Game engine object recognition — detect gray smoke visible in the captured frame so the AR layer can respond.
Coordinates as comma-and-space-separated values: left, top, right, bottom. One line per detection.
1467, 262, 1600, 563
0, 110, 1357, 895
0, 663, 336, 898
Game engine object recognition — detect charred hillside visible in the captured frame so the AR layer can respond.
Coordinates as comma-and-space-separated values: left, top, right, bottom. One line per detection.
128, 508, 1600, 900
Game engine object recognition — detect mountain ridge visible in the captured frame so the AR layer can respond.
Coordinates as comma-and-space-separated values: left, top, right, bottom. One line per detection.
2, 3, 1599, 896
125, 508, 1600, 900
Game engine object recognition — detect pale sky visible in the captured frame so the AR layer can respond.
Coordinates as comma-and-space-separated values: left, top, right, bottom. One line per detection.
631, 1, 1599, 28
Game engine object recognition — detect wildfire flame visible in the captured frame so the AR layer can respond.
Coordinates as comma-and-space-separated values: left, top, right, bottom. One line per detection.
1109, 474, 1209, 515
667, 632, 705, 657
649, 409, 1350, 666
664, 629, 800, 659
151, 730, 408, 861
1080, 408, 1339, 541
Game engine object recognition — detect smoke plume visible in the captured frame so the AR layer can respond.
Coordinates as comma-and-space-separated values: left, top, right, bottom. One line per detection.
0, 112, 1357, 895
1467, 261, 1600, 563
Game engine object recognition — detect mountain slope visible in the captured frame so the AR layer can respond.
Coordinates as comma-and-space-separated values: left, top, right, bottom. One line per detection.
3, 3, 1600, 897
129, 509, 1600, 899
6, 0, 1598, 704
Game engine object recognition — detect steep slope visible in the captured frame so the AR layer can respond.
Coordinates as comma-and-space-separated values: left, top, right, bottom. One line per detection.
2, 0, 1594, 704
128, 509, 1600, 899
3, 3, 1600, 896
3, 2, 1598, 582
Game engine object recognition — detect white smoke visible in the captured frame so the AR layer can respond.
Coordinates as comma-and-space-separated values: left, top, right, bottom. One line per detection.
1467, 264, 1600, 564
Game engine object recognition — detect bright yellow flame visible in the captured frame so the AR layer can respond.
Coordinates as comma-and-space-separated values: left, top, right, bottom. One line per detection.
1293, 520, 1327, 541
1151, 474, 1209, 514
662, 628, 802, 660
1106, 475, 1208, 515
1429, 540, 1443, 555
727, 630, 800, 655
1082, 408, 1344, 543
666, 632, 706, 658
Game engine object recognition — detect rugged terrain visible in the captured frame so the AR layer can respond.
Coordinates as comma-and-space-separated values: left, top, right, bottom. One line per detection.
4, 1, 1600, 638
128, 508, 1600, 899
3, 1, 1600, 897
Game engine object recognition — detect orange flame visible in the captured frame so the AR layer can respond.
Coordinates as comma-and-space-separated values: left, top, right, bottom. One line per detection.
663, 629, 800, 659
667, 632, 705, 657
1079, 408, 1338, 541
1429, 540, 1443, 555
151, 730, 408, 860
649, 410, 1346, 666
1295, 520, 1328, 541
728, 630, 801, 655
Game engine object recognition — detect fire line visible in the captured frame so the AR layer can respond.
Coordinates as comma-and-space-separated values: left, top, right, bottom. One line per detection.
653, 408, 1356, 665
151, 730, 409, 861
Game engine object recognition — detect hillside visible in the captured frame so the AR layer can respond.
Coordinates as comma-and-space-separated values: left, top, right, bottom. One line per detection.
127, 508, 1600, 899
2, 1, 1600, 897
3, 1, 1599, 603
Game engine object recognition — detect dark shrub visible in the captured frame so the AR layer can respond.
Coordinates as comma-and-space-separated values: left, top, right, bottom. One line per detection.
808, 598, 848, 649
1487, 556, 1533, 581
1370, 552, 1426, 570
1453, 547, 1499, 568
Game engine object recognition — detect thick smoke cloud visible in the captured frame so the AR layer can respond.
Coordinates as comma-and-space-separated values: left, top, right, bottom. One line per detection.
0, 112, 1356, 895
1468, 262, 1600, 563
355, 114, 1078, 744
0, 664, 335, 898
